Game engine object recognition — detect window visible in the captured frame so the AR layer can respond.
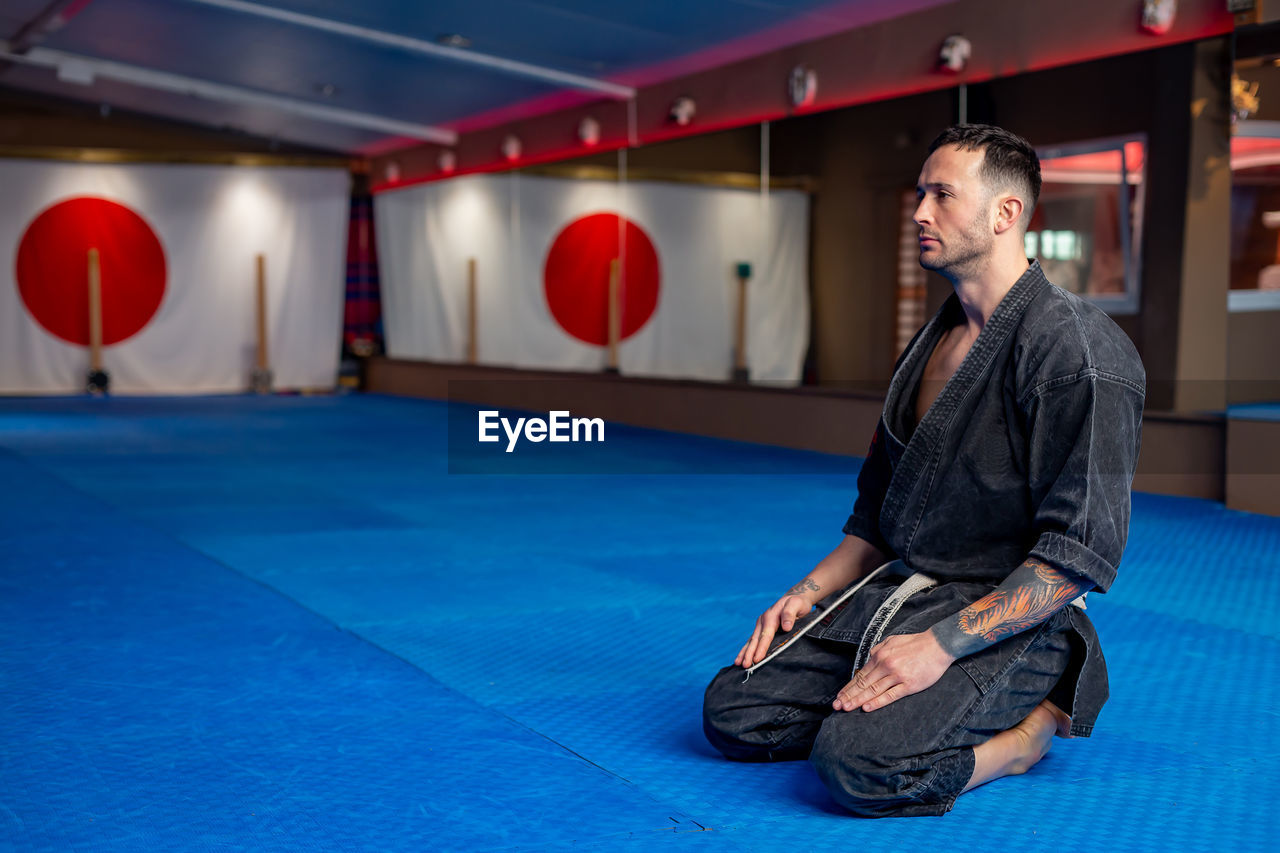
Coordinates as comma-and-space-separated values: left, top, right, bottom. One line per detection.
1230, 121, 1280, 312
1032, 136, 1146, 314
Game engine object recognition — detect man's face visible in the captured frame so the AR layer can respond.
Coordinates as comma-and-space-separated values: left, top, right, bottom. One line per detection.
913, 145, 996, 277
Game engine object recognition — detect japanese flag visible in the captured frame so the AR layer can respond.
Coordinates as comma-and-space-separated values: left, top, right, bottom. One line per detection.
0, 159, 349, 394
375, 173, 809, 383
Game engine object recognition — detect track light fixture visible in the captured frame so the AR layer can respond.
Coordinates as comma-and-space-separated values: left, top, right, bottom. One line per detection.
1140, 0, 1177, 35
788, 65, 817, 109
668, 96, 696, 127
938, 35, 970, 74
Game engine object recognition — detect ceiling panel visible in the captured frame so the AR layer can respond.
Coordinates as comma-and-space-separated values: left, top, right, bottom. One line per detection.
0, 62, 385, 152
226, 0, 843, 75
0, 0, 950, 153
37, 0, 564, 125
0, 1, 59, 37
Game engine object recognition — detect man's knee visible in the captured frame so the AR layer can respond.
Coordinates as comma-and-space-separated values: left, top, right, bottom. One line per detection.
702, 666, 813, 762
809, 721, 909, 816
809, 715, 970, 818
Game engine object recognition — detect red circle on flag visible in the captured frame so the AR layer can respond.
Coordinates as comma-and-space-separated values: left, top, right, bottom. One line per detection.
15, 197, 167, 346
543, 213, 660, 346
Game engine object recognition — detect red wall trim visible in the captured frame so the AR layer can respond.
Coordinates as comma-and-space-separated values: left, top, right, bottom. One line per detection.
371, 0, 1233, 194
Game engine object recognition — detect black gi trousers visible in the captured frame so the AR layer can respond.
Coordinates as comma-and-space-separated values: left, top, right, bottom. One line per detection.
702, 576, 1073, 817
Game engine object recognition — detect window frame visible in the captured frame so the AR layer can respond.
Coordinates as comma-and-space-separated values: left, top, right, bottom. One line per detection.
1034, 133, 1147, 316
1230, 120, 1280, 313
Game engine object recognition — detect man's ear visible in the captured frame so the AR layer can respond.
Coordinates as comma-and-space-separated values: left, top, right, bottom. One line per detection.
993, 196, 1024, 235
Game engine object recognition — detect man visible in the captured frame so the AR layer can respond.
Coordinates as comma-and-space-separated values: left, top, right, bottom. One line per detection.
702, 124, 1145, 817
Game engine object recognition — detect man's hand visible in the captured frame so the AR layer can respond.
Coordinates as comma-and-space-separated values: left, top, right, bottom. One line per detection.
832, 630, 955, 712
735, 593, 815, 667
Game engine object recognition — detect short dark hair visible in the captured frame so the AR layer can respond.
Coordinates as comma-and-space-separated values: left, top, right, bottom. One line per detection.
928, 124, 1041, 224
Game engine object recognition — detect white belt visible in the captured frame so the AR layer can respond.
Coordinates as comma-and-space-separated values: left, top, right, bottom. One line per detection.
851, 567, 937, 673
742, 560, 894, 680
742, 559, 1084, 682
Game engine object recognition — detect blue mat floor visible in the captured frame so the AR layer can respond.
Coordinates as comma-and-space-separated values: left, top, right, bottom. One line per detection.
1228, 403, 1280, 422
2, 394, 1277, 851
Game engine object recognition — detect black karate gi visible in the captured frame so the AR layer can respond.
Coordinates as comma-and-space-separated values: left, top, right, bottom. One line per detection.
703, 260, 1146, 816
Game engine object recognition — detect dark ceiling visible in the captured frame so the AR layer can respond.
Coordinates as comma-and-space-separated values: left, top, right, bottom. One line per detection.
0, 0, 949, 153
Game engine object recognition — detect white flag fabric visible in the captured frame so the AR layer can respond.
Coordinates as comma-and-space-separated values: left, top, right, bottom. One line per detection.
0, 159, 349, 394
375, 173, 809, 383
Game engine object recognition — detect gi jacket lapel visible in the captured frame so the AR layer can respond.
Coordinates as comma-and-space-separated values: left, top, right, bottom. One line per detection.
877, 261, 1051, 561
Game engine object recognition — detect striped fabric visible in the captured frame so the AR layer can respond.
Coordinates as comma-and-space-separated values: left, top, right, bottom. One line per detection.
343, 193, 383, 356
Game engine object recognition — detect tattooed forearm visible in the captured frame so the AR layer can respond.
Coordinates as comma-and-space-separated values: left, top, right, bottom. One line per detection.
930, 558, 1091, 659
787, 577, 821, 597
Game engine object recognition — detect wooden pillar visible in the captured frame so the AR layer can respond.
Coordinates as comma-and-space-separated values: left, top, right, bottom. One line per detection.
1170, 38, 1231, 414
466, 257, 478, 364
255, 254, 269, 372
251, 253, 273, 393
87, 248, 103, 372
84, 247, 110, 393
733, 262, 750, 382
606, 258, 620, 372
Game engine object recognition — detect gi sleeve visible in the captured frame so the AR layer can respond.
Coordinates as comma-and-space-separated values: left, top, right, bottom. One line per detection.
1024, 372, 1144, 593
842, 417, 894, 555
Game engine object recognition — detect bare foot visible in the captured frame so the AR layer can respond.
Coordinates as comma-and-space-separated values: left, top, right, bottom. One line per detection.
1043, 699, 1074, 738
964, 700, 1074, 792
1006, 701, 1062, 774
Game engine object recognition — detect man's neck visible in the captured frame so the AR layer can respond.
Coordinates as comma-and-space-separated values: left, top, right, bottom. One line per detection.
948, 253, 1030, 334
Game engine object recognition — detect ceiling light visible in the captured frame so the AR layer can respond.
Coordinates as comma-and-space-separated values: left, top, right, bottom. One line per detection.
788, 66, 817, 109
56, 57, 94, 85
668, 96, 696, 127
437, 34, 471, 49
1140, 0, 1177, 35
937, 35, 970, 74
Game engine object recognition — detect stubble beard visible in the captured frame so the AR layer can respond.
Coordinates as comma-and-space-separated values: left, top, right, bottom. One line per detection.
919, 211, 995, 282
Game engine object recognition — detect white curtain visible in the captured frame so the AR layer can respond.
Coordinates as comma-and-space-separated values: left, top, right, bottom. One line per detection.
375, 173, 810, 384
0, 159, 349, 394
